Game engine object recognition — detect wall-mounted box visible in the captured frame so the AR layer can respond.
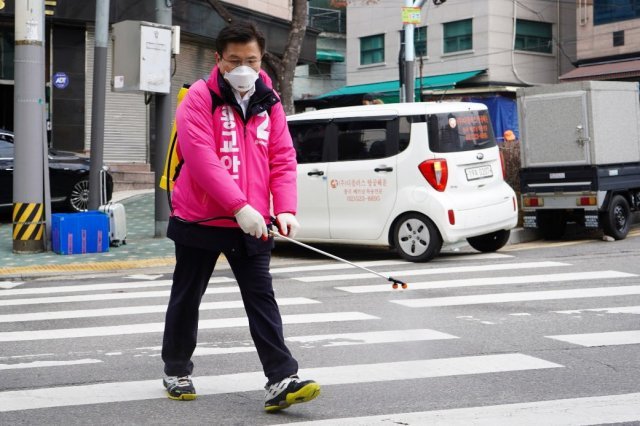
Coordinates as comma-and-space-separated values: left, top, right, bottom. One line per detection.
112, 20, 172, 94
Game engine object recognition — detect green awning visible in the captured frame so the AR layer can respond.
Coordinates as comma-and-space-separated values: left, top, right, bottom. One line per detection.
316, 49, 345, 62
318, 69, 485, 98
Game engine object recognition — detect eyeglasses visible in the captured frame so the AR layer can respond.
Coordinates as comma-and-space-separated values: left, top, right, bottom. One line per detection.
222, 57, 262, 69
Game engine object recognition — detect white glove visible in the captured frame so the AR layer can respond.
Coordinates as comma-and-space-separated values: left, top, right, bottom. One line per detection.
234, 205, 268, 239
276, 213, 300, 238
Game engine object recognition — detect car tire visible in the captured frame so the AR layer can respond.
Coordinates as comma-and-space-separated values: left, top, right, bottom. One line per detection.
602, 194, 631, 240
393, 213, 442, 262
67, 177, 90, 212
467, 229, 511, 252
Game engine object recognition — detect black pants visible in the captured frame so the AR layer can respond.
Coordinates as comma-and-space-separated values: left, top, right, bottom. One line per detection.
161, 241, 298, 385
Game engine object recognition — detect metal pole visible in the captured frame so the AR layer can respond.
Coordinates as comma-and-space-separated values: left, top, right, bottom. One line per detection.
404, 0, 415, 103
154, 0, 172, 237
88, 0, 110, 210
13, 0, 46, 253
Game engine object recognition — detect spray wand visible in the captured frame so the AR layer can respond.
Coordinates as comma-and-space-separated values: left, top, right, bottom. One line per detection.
270, 218, 407, 289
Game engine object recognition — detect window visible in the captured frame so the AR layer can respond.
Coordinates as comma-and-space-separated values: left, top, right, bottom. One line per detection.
289, 122, 327, 164
360, 34, 384, 65
613, 30, 625, 46
427, 111, 496, 153
0, 26, 15, 80
443, 19, 472, 54
515, 19, 552, 54
414, 26, 427, 57
336, 120, 389, 161
595, 0, 640, 25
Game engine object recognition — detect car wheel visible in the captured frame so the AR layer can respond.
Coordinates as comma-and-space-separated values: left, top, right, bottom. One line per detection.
467, 229, 511, 252
393, 213, 442, 262
67, 178, 90, 212
602, 194, 630, 240
538, 211, 566, 240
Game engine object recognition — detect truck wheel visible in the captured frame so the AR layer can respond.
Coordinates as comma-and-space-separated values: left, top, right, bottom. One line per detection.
538, 212, 566, 240
467, 230, 511, 252
603, 195, 631, 240
393, 213, 442, 262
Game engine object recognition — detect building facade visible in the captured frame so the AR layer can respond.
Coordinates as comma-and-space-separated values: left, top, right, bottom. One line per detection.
0, 0, 318, 164
331, 0, 576, 102
560, 0, 640, 81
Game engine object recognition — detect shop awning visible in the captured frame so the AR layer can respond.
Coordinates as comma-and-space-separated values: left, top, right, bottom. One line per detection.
318, 69, 485, 98
316, 49, 345, 62
559, 59, 640, 81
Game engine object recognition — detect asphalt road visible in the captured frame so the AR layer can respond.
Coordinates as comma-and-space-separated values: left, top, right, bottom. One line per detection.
1, 230, 640, 425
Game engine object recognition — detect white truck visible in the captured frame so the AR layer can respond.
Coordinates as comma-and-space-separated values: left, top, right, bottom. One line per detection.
518, 80, 640, 240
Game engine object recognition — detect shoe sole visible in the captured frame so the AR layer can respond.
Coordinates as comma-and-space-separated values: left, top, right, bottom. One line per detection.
265, 382, 321, 413
166, 391, 197, 401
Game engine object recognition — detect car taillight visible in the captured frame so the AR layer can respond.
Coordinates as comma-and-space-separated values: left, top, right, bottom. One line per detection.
500, 150, 506, 179
418, 159, 448, 192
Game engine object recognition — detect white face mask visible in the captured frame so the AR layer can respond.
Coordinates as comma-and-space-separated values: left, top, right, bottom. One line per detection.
224, 66, 259, 92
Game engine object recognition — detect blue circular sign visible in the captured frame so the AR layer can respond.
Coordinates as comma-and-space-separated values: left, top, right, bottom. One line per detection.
53, 72, 69, 89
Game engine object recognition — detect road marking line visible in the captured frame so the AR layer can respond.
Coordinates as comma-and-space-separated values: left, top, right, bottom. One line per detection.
0, 297, 320, 323
286, 328, 458, 346
0, 286, 239, 307
0, 312, 378, 342
275, 392, 640, 425
297, 261, 568, 283
0, 359, 102, 371
391, 285, 640, 308
555, 306, 640, 315
337, 270, 635, 293
547, 330, 640, 347
0, 277, 233, 297
0, 353, 560, 412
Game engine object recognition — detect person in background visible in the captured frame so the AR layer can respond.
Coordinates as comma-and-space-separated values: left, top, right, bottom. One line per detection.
161, 20, 320, 412
362, 94, 374, 105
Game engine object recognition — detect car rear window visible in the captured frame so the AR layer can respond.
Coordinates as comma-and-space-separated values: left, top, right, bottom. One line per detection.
427, 110, 496, 153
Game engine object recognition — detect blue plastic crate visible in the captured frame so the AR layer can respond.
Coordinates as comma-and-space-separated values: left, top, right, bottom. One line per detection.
51, 211, 109, 255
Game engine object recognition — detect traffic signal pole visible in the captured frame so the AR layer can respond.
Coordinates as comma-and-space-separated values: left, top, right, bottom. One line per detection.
13, 0, 47, 253
403, 0, 433, 103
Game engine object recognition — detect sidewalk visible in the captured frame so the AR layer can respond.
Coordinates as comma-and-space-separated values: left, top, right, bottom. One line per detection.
0, 191, 539, 280
0, 190, 176, 280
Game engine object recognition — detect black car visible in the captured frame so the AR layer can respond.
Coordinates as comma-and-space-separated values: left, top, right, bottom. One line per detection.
0, 129, 113, 212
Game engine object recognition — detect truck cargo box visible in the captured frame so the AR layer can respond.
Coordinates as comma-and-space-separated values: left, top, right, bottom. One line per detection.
517, 81, 640, 168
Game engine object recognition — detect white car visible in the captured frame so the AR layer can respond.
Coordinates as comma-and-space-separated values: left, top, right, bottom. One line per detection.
287, 102, 518, 262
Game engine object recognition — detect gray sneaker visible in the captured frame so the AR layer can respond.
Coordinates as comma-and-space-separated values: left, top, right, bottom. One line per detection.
264, 375, 320, 412
163, 375, 197, 400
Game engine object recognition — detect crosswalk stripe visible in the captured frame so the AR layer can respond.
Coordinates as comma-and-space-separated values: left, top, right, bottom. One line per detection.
391, 285, 640, 308
0, 277, 233, 297
547, 330, 640, 347
337, 270, 635, 293
433, 252, 514, 261
0, 286, 239, 307
0, 312, 378, 342
296, 261, 568, 283
286, 329, 458, 346
270, 260, 408, 274
276, 392, 640, 425
555, 306, 640, 315
0, 359, 102, 371
0, 297, 320, 323
0, 353, 561, 412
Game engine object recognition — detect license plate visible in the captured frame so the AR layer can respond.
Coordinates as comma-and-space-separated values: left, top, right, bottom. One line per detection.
465, 165, 493, 181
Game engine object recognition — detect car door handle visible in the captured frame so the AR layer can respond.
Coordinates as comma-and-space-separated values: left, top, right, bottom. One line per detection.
374, 166, 393, 172
307, 170, 324, 176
